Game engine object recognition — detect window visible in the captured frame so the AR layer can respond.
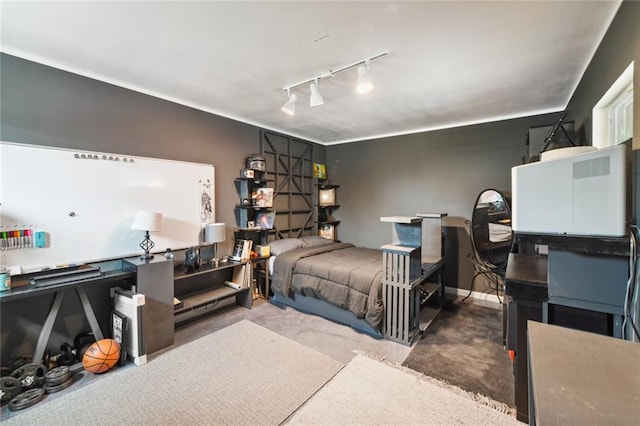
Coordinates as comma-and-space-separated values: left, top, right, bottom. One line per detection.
608, 84, 633, 144
593, 61, 634, 148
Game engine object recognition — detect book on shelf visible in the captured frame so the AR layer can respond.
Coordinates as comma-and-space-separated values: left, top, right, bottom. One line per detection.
231, 239, 253, 261
224, 262, 251, 290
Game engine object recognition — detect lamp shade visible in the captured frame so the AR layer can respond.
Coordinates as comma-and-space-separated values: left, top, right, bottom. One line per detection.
281, 93, 297, 115
356, 64, 374, 94
309, 82, 324, 107
204, 223, 226, 244
131, 211, 163, 232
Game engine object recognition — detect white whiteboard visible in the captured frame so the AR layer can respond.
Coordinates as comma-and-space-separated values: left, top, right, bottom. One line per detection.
0, 142, 214, 272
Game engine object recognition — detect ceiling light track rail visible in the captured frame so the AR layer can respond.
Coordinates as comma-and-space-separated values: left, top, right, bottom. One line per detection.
281, 51, 389, 92
280, 51, 389, 115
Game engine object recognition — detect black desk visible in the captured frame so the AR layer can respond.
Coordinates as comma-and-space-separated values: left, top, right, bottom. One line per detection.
505, 235, 629, 423
505, 253, 547, 423
0, 264, 135, 363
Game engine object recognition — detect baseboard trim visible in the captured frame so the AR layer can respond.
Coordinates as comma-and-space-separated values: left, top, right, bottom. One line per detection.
445, 286, 502, 306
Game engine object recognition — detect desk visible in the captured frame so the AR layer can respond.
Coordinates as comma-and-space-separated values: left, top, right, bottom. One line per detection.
0, 264, 135, 363
527, 321, 640, 425
505, 253, 547, 423
505, 244, 628, 423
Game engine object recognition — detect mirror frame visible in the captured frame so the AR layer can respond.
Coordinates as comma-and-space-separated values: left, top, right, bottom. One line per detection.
470, 188, 514, 272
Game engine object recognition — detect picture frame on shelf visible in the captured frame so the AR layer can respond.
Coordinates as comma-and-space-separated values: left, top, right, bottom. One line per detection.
256, 211, 276, 229
319, 188, 336, 207
254, 187, 274, 207
319, 223, 335, 240
313, 163, 326, 179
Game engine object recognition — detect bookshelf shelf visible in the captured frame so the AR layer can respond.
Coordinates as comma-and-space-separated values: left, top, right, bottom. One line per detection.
174, 259, 252, 325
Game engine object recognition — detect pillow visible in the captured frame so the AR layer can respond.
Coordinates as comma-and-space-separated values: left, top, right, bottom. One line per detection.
268, 238, 304, 256
300, 236, 334, 247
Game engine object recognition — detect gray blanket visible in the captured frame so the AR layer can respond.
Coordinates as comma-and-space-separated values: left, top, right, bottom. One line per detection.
271, 243, 384, 329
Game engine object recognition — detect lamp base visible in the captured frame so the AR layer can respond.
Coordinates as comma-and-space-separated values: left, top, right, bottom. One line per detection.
139, 231, 156, 262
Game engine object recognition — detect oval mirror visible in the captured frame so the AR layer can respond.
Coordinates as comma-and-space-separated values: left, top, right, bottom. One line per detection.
470, 189, 513, 271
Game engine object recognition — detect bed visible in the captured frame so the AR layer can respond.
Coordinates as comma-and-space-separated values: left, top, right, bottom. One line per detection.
268, 236, 384, 336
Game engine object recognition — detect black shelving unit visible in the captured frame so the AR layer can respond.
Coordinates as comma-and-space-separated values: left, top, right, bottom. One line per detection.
315, 180, 340, 241
234, 176, 274, 231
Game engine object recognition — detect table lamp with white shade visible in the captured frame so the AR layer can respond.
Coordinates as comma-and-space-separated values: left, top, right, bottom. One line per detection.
204, 223, 226, 262
131, 211, 163, 260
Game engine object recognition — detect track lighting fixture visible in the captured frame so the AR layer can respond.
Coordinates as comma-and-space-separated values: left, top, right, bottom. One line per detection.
356, 60, 373, 94
309, 80, 324, 107
281, 90, 297, 115
281, 51, 388, 115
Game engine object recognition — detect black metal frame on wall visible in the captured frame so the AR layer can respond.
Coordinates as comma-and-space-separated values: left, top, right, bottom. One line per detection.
260, 130, 315, 240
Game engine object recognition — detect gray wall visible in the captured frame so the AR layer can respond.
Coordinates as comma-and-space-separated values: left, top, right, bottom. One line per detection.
564, 0, 639, 148
563, 0, 640, 221
1, 0, 638, 359
326, 114, 558, 292
1, 53, 327, 252
0, 53, 326, 362
325, 0, 640, 293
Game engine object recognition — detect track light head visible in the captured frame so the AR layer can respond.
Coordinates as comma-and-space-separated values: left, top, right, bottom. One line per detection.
309, 81, 324, 107
281, 92, 297, 116
356, 61, 373, 94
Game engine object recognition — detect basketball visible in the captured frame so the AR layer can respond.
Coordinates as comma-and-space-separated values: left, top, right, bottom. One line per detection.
82, 339, 121, 374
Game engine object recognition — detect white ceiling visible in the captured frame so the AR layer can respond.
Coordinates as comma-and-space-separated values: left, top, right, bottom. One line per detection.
0, 1, 621, 145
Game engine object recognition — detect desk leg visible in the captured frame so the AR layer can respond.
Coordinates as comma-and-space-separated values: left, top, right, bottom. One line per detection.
33, 291, 65, 363
542, 302, 549, 324
613, 314, 623, 338
502, 297, 508, 348
76, 287, 104, 340
528, 343, 536, 426
265, 259, 270, 300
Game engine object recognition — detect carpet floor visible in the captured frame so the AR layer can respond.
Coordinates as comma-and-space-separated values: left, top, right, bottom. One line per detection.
287, 354, 519, 425
2, 297, 516, 423
1, 320, 343, 425
403, 299, 515, 407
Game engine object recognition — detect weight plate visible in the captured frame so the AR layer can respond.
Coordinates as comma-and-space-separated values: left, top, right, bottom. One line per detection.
1, 367, 13, 377
4, 355, 32, 372
43, 377, 74, 394
1, 377, 21, 405
8, 388, 45, 411
44, 366, 71, 387
11, 363, 47, 391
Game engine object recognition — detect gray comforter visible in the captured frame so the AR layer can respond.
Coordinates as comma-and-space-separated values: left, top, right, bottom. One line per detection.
271, 243, 384, 329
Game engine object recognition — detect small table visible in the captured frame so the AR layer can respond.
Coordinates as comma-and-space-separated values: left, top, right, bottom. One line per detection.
527, 321, 640, 425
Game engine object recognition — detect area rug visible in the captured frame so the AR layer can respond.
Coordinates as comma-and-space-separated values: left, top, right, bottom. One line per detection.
286, 354, 520, 425
2, 320, 343, 425
403, 300, 515, 407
